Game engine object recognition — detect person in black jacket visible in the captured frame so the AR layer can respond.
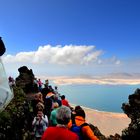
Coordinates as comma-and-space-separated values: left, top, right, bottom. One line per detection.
0, 37, 6, 56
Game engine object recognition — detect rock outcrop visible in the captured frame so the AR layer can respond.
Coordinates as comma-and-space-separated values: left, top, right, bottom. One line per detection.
89, 123, 107, 140
121, 88, 140, 140
15, 66, 38, 93
0, 66, 38, 140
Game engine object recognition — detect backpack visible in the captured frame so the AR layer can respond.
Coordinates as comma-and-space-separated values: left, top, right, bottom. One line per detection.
70, 117, 89, 140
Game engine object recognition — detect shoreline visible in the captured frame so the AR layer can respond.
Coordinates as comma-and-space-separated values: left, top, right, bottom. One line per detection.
71, 103, 130, 136
74, 104, 124, 114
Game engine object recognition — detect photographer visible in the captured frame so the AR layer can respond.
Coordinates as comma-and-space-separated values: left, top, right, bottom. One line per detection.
32, 110, 48, 140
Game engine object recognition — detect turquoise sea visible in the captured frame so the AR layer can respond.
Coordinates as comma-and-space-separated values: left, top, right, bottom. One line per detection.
58, 84, 140, 113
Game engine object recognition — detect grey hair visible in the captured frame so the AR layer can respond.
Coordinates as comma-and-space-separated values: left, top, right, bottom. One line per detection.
56, 106, 71, 125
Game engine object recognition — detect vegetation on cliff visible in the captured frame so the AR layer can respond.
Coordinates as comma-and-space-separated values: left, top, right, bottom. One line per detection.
0, 86, 30, 139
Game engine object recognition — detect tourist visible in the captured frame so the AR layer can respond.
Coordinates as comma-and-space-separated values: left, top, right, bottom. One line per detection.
31, 93, 43, 116
41, 85, 50, 102
49, 102, 59, 126
53, 94, 62, 107
41, 106, 79, 140
36, 102, 44, 113
44, 92, 54, 119
61, 95, 71, 108
8, 76, 15, 88
37, 79, 43, 92
32, 110, 48, 140
68, 107, 99, 140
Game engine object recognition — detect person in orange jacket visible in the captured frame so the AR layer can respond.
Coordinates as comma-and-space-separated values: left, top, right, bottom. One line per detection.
68, 106, 99, 140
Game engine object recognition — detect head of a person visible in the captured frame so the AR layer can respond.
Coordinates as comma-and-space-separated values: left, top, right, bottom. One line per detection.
53, 94, 58, 100
48, 85, 53, 91
75, 109, 86, 119
45, 79, 49, 83
38, 92, 43, 100
37, 110, 43, 118
34, 94, 39, 100
53, 102, 59, 109
61, 95, 65, 100
75, 105, 83, 112
56, 106, 71, 125
36, 102, 44, 111
55, 86, 58, 90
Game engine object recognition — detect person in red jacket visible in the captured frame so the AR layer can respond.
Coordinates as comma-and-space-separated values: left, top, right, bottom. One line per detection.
61, 95, 71, 107
41, 106, 79, 140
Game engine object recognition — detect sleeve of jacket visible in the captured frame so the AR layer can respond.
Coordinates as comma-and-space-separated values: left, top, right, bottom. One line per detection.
32, 117, 37, 126
82, 125, 99, 140
42, 115, 48, 125
67, 119, 72, 129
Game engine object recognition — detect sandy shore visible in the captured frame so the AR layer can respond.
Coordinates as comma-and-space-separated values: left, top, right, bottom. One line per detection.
71, 104, 130, 136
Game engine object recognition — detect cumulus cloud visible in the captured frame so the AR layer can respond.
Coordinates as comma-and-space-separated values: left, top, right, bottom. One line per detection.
98, 56, 121, 65
3, 45, 104, 65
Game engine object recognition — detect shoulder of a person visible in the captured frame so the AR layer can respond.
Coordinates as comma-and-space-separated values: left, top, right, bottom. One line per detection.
43, 115, 48, 119
69, 130, 79, 139
46, 126, 55, 131
81, 123, 91, 131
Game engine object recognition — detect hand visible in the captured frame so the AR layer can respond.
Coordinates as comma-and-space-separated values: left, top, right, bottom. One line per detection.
36, 117, 40, 120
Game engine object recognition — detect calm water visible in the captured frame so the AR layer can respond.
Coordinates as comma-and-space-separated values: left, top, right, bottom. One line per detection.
58, 84, 140, 113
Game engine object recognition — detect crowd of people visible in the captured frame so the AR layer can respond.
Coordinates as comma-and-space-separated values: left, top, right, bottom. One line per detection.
9, 77, 99, 140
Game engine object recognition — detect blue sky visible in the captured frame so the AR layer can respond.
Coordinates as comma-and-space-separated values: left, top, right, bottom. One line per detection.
1, 0, 140, 85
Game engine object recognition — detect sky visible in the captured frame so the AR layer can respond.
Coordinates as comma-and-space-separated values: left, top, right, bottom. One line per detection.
0, 0, 140, 85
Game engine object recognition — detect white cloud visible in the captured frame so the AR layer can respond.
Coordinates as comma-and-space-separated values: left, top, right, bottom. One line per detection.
99, 56, 121, 65
2, 45, 122, 67
110, 56, 121, 65
115, 60, 121, 65
3, 45, 104, 65
1, 44, 124, 79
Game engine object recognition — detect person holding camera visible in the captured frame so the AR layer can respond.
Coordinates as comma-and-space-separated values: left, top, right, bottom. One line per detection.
32, 110, 48, 140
